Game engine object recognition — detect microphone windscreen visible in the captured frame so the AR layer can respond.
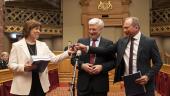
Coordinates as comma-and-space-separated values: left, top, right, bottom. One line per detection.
76, 50, 81, 56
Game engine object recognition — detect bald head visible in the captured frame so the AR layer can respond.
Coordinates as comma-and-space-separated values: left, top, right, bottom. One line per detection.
123, 17, 140, 37
125, 17, 140, 29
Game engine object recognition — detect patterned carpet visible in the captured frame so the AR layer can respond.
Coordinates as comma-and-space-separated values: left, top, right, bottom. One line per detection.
46, 83, 161, 96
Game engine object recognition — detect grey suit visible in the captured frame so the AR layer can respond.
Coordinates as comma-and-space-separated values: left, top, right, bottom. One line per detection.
114, 34, 163, 96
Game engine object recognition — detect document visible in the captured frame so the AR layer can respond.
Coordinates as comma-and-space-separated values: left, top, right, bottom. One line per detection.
123, 71, 146, 96
32, 56, 51, 72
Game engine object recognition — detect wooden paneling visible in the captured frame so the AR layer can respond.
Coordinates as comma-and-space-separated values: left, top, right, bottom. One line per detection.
57, 58, 115, 83
0, 63, 58, 83
0, 0, 4, 52
58, 59, 74, 82
0, 69, 13, 83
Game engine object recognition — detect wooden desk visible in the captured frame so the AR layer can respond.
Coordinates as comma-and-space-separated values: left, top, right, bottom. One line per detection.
0, 69, 13, 83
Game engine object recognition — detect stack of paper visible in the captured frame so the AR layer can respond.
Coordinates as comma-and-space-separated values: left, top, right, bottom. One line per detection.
31, 56, 51, 72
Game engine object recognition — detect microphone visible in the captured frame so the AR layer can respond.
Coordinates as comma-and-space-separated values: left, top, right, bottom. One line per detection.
76, 50, 81, 57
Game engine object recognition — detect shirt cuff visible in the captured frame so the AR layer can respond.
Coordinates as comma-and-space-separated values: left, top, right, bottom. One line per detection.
86, 46, 89, 53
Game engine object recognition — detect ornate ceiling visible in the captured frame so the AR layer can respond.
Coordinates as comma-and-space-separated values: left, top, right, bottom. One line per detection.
4, 0, 61, 9
152, 0, 170, 9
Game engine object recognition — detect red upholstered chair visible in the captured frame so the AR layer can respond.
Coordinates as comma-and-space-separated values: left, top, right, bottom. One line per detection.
0, 83, 5, 96
3, 80, 13, 96
48, 69, 59, 91
161, 73, 170, 96
155, 72, 161, 94
158, 72, 165, 95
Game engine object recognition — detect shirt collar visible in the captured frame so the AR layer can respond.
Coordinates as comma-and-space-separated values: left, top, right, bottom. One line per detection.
90, 36, 101, 41
133, 31, 141, 40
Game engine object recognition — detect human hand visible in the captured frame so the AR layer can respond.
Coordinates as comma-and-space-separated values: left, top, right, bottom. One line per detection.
74, 43, 88, 53
91, 65, 103, 75
24, 61, 37, 72
67, 46, 77, 56
81, 63, 94, 74
135, 75, 149, 85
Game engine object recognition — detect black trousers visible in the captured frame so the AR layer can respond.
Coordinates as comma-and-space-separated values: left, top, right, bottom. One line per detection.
134, 90, 155, 96
77, 81, 107, 96
29, 71, 46, 96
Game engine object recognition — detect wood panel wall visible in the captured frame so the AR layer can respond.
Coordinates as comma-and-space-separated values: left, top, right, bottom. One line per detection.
0, 0, 4, 52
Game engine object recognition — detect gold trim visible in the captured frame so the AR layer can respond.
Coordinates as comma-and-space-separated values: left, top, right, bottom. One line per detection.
98, 0, 112, 11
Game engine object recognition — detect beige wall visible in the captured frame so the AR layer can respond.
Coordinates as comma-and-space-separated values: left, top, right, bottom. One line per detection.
129, 0, 150, 36
63, 0, 83, 49
63, 0, 150, 46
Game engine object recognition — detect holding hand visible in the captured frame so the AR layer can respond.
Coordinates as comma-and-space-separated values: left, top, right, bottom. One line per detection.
135, 75, 149, 85
67, 45, 77, 56
81, 63, 103, 75
91, 65, 103, 75
66, 43, 88, 56
81, 63, 94, 75
24, 61, 37, 72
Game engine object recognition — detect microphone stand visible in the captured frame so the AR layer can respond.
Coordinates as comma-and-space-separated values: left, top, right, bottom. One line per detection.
70, 56, 79, 96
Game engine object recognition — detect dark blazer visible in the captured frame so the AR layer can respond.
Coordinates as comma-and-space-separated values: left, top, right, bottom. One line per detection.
71, 37, 115, 93
0, 60, 8, 69
114, 34, 163, 95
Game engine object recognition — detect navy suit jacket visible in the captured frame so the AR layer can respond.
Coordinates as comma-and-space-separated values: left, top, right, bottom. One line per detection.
71, 37, 115, 93
114, 34, 163, 92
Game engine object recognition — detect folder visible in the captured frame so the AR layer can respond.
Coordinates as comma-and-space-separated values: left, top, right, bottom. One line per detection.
123, 71, 146, 96
32, 56, 50, 72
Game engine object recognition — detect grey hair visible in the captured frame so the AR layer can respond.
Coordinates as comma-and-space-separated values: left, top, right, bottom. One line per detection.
125, 17, 140, 29
88, 18, 104, 28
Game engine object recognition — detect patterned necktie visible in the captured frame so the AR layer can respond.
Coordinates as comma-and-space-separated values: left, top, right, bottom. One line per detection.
129, 37, 135, 74
90, 40, 96, 64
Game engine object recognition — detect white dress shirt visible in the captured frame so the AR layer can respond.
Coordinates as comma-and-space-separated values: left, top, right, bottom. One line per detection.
90, 37, 100, 47
123, 32, 141, 75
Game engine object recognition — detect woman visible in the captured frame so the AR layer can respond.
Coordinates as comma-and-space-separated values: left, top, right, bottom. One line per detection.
8, 19, 73, 96
0, 52, 9, 69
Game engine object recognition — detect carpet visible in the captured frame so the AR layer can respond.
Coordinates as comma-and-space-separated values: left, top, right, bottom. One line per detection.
46, 82, 161, 96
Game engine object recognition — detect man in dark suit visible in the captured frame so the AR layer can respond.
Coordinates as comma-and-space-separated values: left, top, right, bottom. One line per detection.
77, 17, 163, 96
71, 18, 115, 96
113, 17, 163, 96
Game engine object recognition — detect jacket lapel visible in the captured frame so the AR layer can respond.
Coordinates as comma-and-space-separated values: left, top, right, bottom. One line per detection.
119, 37, 129, 58
19, 38, 31, 59
137, 34, 144, 69
98, 37, 103, 47
137, 35, 144, 57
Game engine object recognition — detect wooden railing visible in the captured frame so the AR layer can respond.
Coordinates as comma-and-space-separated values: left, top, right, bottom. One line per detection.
0, 63, 59, 96
160, 64, 170, 74
0, 63, 58, 84
155, 64, 170, 96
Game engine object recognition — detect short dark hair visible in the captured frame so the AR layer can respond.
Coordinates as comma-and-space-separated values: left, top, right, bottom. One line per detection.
22, 19, 42, 38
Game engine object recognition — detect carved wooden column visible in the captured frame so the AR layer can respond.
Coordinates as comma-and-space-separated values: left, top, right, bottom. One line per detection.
80, 0, 131, 37
0, 0, 4, 52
